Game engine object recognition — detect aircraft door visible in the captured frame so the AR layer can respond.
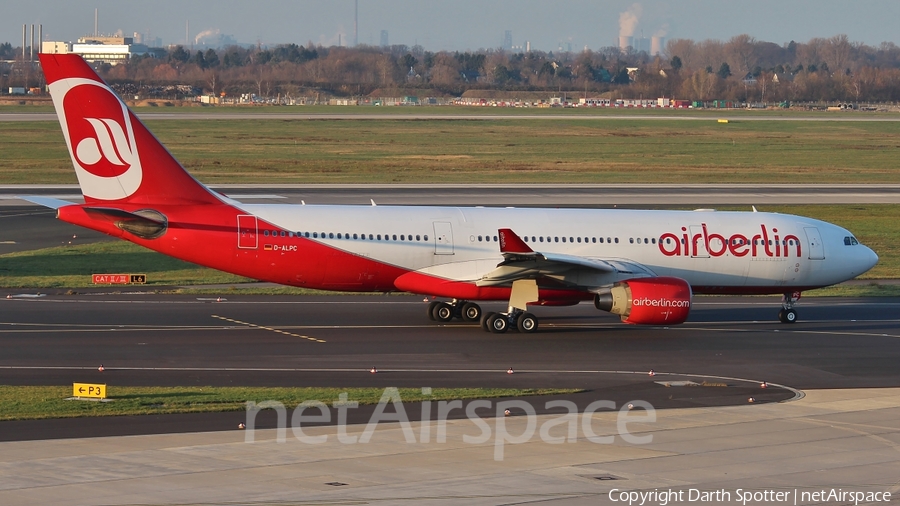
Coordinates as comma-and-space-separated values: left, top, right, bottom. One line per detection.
804, 227, 825, 260
237, 215, 258, 249
433, 221, 454, 255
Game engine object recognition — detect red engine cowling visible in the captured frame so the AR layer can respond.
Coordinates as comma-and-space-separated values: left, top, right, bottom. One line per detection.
594, 277, 692, 325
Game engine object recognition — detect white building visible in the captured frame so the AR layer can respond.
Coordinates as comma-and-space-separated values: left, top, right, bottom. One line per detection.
41, 36, 151, 65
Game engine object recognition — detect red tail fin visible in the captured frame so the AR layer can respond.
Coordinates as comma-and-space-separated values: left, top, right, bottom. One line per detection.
40, 53, 220, 206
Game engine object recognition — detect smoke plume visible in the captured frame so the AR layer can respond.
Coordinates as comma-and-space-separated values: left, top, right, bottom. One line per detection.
619, 3, 643, 37
194, 29, 220, 45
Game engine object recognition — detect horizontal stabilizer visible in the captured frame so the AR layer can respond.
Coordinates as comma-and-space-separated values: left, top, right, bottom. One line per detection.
17, 196, 75, 209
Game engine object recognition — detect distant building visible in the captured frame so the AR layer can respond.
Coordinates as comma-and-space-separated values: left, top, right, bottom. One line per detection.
54, 36, 152, 64
380, 30, 388, 48
503, 30, 512, 51
42, 41, 72, 54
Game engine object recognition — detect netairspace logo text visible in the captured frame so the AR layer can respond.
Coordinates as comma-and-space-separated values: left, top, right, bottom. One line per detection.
242, 387, 656, 461
609, 488, 891, 506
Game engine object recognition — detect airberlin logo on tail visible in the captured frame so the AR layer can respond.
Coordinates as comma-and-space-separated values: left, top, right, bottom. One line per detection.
75, 118, 134, 175
53, 77, 143, 200
658, 224, 802, 258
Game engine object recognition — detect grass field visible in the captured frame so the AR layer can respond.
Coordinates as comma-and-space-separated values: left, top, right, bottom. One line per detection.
2, 114, 900, 184
0, 385, 577, 421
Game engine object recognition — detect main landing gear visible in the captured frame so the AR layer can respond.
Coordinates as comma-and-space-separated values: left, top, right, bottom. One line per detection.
778, 292, 800, 324
427, 299, 483, 323
427, 279, 541, 334
480, 310, 539, 334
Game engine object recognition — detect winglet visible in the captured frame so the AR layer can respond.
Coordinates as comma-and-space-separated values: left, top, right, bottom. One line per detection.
498, 228, 533, 254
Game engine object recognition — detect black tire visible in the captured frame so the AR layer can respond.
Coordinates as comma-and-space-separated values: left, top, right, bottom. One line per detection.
516, 312, 538, 333
487, 313, 508, 333
784, 309, 798, 323
460, 302, 482, 322
481, 312, 496, 332
432, 302, 454, 323
427, 300, 440, 321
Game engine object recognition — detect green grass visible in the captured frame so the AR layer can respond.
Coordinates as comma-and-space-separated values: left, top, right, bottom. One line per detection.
2, 114, 900, 184
0, 241, 250, 288
0, 385, 579, 421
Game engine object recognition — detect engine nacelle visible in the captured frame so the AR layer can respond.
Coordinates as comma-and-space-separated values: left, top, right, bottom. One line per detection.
594, 277, 692, 325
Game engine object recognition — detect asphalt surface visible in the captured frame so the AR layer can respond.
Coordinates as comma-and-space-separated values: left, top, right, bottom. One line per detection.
4, 183, 900, 210
4, 112, 900, 122
1, 290, 899, 440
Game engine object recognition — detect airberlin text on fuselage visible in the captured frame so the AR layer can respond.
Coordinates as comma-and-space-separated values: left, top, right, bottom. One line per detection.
659, 223, 801, 258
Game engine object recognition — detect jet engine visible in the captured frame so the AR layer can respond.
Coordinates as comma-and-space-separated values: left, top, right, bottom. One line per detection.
594, 277, 692, 325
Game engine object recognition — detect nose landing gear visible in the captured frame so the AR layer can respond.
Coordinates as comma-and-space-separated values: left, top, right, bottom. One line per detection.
778, 292, 800, 323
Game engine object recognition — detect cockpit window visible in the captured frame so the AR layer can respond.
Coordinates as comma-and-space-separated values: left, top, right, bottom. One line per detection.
844, 236, 860, 246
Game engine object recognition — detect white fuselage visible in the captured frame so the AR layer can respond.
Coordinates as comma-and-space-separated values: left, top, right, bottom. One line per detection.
241, 204, 878, 294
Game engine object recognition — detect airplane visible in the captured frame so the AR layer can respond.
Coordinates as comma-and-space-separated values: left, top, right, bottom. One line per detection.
23, 54, 879, 333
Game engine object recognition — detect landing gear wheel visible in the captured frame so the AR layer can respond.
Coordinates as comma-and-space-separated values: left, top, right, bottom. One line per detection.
779, 292, 800, 324
516, 312, 538, 333
427, 300, 440, 321
779, 309, 798, 324
486, 313, 508, 333
432, 302, 454, 323
481, 312, 497, 331
460, 302, 482, 322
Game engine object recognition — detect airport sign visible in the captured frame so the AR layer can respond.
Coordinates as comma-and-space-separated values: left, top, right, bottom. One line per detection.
73, 383, 107, 399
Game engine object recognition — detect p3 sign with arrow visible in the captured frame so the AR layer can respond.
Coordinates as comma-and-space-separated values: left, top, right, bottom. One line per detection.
73, 383, 107, 399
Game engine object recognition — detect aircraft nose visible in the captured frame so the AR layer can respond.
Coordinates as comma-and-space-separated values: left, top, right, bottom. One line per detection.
864, 246, 879, 272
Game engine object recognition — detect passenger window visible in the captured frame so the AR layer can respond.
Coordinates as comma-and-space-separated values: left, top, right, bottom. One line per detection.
263, 230, 269, 237
416, 235, 421, 241
377, 234, 382, 240
493, 236, 498, 242
329, 233, 334, 239
577, 237, 581, 243
478, 236, 483, 242
562, 237, 567, 243
424, 235, 428, 241
614, 238, 619, 244
280, 231, 286, 237
539, 237, 544, 242
592, 237, 597, 243
629, 238, 634, 244
337, 233, 342, 239
392, 235, 397, 241
352, 233, 358, 240
554, 237, 559, 243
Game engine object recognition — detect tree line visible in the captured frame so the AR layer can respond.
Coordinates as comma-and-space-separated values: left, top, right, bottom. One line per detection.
5, 35, 900, 102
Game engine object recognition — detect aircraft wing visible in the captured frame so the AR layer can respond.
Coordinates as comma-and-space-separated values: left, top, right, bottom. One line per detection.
475, 228, 657, 288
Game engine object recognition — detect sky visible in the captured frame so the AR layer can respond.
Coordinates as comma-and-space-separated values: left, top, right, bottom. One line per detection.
4, 0, 900, 53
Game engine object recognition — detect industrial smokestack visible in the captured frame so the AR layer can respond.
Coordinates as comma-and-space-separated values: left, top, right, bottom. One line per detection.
354, 0, 358, 47
651, 36, 664, 56
22, 24, 26, 60
38, 25, 42, 55
618, 3, 642, 53
30, 24, 34, 60
94, 8, 98, 37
